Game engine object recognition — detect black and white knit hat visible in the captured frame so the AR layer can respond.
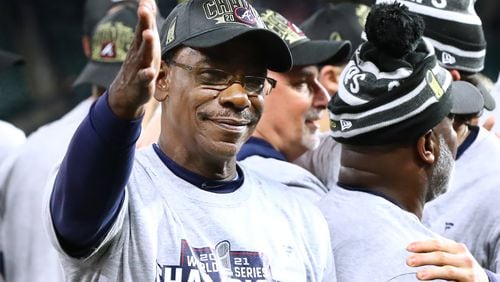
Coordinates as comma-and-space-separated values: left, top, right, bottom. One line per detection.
329, 2, 456, 146
376, 0, 486, 73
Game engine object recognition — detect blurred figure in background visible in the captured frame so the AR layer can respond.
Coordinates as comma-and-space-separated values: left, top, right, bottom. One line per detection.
0, 49, 25, 282
0, 2, 146, 281
0, 50, 26, 167
292, 2, 369, 189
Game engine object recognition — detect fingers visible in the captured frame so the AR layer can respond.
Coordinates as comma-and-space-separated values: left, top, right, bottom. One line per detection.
413, 265, 473, 281
406, 239, 489, 282
407, 238, 466, 254
134, 0, 157, 50
107, 0, 161, 119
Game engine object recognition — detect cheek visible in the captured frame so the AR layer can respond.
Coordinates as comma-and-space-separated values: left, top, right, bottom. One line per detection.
251, 96, 264, 116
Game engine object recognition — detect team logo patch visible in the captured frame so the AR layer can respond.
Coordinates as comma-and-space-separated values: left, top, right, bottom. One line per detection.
91, 22, 134, 63
234, 7, 256, 26
425, 70, 444, 99
156, 239, 277, 282
260, 10, 307, 45
100, 42, 116, 59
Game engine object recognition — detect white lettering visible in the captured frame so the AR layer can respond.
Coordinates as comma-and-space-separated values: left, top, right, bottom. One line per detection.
349, 74, 366, 94
186, 255, 198, 267
344, 66, 360, 85
163, 267, 183, 282
187, 269, 202, 282
233, 267, 265, 279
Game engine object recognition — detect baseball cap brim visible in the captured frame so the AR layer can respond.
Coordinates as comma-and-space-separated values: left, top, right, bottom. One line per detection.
474, 80, 496, 111
450, 80, 484, 114
0, 50, 23, 70
290, 39, 351, 67
183, 27, 292, 72
73, 61, 121, 88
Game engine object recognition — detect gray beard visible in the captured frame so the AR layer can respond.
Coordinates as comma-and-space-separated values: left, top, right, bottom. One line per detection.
426, 136, 455, 202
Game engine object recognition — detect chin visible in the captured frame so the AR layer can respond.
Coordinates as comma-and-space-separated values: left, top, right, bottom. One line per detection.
301, 132, 321, 151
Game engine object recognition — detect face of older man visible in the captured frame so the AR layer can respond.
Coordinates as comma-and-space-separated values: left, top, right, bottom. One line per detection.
159, 40, 273, 170
255, 65, 330, 161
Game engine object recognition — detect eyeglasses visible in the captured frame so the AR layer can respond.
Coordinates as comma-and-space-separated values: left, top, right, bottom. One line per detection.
168, 60, 277, 97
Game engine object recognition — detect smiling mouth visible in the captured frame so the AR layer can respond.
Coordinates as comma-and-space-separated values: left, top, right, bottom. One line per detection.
209, 118, 251, 132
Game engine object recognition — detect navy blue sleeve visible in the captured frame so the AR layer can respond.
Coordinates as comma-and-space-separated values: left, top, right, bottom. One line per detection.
50, 92, 142, 257
486, 269, 500, 282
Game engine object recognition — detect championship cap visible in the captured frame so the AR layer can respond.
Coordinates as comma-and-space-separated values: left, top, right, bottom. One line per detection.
159, 0, 292, 72
74, 4, 138, 88
259, 9, 351, 67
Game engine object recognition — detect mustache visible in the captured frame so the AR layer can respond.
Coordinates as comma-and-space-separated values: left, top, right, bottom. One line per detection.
197, 110, 260, 124
304, 108, 324, 121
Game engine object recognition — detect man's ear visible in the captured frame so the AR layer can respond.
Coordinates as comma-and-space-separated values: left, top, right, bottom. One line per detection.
82, 35, 91, 58
416, 130, 436, 165
155, 61, 170, 101
319, 65, 343, 96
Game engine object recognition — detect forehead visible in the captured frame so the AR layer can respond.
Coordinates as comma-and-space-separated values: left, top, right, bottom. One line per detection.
273, 65, 319, 81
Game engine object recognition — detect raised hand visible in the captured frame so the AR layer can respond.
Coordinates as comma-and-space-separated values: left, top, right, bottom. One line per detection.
108, 0, 161, 120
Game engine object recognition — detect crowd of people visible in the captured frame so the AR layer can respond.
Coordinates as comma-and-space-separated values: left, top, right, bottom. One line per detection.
1, 0, 500, 281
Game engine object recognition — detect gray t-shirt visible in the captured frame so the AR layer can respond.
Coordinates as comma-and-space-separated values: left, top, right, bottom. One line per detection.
423, 127, 500, 272
293, 133, 341, 190
318, 186, 445, 282
46, 146, 335, 282
240, 155, 328, 203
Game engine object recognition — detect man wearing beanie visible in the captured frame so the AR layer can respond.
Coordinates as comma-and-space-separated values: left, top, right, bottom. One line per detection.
237, 8, 351, 203
45, 0, 335, 280
376, 0, 500, 274
318, 3, 494, 281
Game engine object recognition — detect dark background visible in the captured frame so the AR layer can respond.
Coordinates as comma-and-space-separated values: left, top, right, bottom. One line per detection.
1, 0, 498, 134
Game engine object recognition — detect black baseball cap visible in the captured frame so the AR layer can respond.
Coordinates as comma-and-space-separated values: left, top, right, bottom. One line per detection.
74, 4, 138, 88
160, 0, 292, 72
259, 9, 351, 67
300, 3, 370, 55
0, 50, 23, 70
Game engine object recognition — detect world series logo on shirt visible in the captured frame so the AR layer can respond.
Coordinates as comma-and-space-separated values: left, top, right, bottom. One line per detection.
156, 240, 279, 282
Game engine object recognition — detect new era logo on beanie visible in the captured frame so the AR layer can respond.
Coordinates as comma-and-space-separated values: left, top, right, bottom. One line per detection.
376, 0, 486, 73
74, 4, 138, 88
329, 2, 455, 146
259, 9, 351, 67
159, 0, 292, 72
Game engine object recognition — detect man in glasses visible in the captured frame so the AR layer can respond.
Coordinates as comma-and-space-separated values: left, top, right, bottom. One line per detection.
45, 0, 334, 281
237, 8, 351, 203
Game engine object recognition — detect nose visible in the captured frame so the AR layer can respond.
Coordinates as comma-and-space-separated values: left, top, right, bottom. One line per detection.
218, 83, 251, 110
312, 78, 330, 109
